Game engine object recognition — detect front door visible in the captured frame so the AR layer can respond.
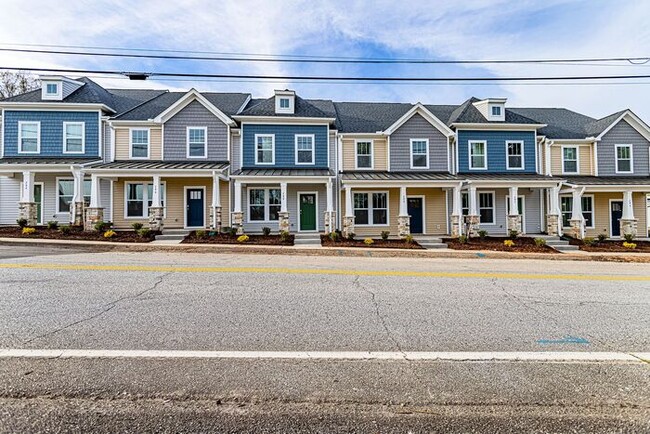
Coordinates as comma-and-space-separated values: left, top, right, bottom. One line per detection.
611, 201, 623, 237
34, 184, 43, 225
186, 188, 204, 228
407, 197, 424, 234
299, 193, 316, 231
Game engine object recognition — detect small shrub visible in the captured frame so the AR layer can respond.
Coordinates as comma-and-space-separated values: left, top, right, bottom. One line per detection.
508, 230, 519, 239
346, 232, 355, 241
329, 231, 339, 242
195, 229, 207, 238
623, 233, 634, 243
262, 226, 272, 236
59, 225, 71, 234
221, 226, 232, 234
380, 231, 390, 241
137, 228, 152, 238
237, 234, 250, 243
363, 238, 374, 245
534, 238, 547, 247
21, 227, 36, 235
458, 235, 468, 244
280, 230, 291, 243
583, 237, 596, 246
597, 233, 607, 243
16, 218, 28, 228
93, 221, 111, 232
403, 234, 414, 244
478, 229, 488, 239
503, 239, 515, 248
103, 230, 116, 239
623, 242, 637, 249
47, 221, 59, 230
131, 222, 144, 231
228, 227, 238, 237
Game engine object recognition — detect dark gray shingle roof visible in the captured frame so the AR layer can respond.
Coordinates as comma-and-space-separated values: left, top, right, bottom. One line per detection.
584, 110, 627, 137
239, 95, 335, 119
509, 108, 597, 139
333, 102, 413, 133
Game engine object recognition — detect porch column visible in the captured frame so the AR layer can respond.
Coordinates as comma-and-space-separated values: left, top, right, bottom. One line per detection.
231, 181, 244, 234
507, 186, 522, 235
451, 184, 463, 237
85, 174, 104, 231
71, 169, 85, 226
18, 171, 37, 226
569, 188, 585, 239
148, 174, 164, 232
324, 179, 335, 234
546, 186, 561, 236
397, 186, 410, 237
466, 186, 480, 237
210, 172, 222, 232
342, 185, 355, 238
620, 190, 637, 238
278, 182, 290, 233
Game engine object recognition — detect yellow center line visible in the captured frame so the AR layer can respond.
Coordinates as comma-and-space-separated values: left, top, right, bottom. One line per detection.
0, 262, 648, 281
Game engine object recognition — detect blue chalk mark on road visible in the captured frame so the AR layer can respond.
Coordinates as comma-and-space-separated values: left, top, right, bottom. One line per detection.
537, 335, 590, 345
476, 253, 486, 258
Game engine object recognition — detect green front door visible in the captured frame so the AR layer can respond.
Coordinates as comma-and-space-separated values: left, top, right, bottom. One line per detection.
34, 184, 42, 225
299, 193, 317, 231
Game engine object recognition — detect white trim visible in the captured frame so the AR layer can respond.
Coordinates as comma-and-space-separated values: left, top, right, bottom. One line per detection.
109, 179, 114, 223
595, 110, 650, 142
154, 89, 236, 126
561, 145, 579, 175
129, 128, 151, 160
254, 134, 275, 165
186, 126, 208, 159
123, 181, 167, 220
42, 81, 62, 100
609, 198, 624, 238
294, 134, 315, 165
381, 103, 454, 137
62, 121, 85, 154
246, 186, 282, 223
614, 144, 634, 174
451, 123, 546, 130
468, 140, 487, 170
409, 138, 430, 169
34, 182, 44, 225
184, 186, 207, 229
0, 103, 115, 113
17, 121, 40, 154
407, 194, 426, 234
505, 140, 524, 170
352, 190, 390, 227
297, 191, 319, 232
354, 139, 374, 170
505, 194, 526, 233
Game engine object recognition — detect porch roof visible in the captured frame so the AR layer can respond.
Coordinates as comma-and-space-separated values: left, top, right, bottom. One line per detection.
87, 160, 229, 171
564, 176, 650, 186
231, 168, 334, 177
0, 157, 100, 165
342, 171, 458, 181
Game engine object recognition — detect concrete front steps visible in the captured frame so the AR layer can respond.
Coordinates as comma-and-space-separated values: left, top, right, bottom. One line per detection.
294, 232, 323, 247
413, 235, 448, 250
153, 229, 190, 244
533, 234, 579, 252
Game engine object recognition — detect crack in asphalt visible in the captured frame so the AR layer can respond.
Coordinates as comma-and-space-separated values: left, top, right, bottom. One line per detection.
22, 272, 172, 345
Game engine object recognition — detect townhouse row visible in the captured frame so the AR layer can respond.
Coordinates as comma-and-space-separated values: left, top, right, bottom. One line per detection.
1, 76, 649, 240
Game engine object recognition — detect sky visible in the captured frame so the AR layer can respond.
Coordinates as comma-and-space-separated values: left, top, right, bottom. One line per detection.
1, 0, 650, 119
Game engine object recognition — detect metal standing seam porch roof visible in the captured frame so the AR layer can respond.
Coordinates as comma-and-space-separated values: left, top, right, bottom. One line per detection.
231, 168, 334, 177
86, 161, 229, 171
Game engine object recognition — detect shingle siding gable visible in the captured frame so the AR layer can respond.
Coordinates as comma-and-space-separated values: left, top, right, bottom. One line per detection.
597, 120, 650, 176
241, 124, 329, 168
389, 113, 449, 171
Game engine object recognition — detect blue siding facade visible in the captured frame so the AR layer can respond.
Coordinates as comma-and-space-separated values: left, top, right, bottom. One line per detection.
3, 110, 100, 157
457, 130, 536, 173
242, 124, 328, 168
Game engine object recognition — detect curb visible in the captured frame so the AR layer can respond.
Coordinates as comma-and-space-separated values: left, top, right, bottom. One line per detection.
1, 237, 649, 263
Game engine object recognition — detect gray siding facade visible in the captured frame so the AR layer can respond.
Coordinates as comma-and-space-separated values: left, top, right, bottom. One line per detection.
389, 113, 449, 172
231, 133, 241, 172
163, 100, 229, 161
102, 121, 111, 162
0, 176, 20, 224
597, 120, 650, 176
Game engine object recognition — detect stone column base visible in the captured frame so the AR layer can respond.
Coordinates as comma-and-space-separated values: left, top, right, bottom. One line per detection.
342, 216, 355, 239
72, 201, 84, 226
84, 207, 104, 231
398, 215, 410, 237
324, 210, 336, 234
570, 218, 584, 240
507, 214, 522, 235
620, 218, 638, 238
148, 206, 165, 231
465, 215, 480, 237
450, 214, 461, 237
18, 202, 37, 226
210, 206, 222, 232
278, 212, 290, 233
546, 214, 559, 236
231, 212, 244, 235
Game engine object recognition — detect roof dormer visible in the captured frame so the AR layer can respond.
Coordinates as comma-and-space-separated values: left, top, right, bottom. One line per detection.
473, 98, 507, 122
40, 76, 84, 101
274, 89, 295, 114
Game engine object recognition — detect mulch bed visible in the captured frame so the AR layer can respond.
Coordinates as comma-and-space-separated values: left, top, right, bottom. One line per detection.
182, 231, 294, 246
568, 238, 650, 253
443, 236, 556, 253
320, 235, 423, 249
0, 226, 156, 243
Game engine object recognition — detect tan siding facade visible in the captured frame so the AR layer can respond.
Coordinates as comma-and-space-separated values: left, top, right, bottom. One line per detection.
341, 137, 387, 171
114, 127, 163, 160
584, 192, 647, 238
550, 144, 594, 176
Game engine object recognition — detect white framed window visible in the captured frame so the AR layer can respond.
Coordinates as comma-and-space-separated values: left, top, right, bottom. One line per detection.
461, 193, 469, 216
355, 140, 373, 169
125, 182, 166, 218
478, 192, 495, 224
506, 140, 524, 170
248, 188, 281, 222
279, 98, 290, 109
18, 121, 40, 154
491, 106, 502, 116
468, 140, 487, 170
353, 192, 388, 226
56, 178, 91, 214
46, 83, 58, 95
186, 127, 207, 158
410, 139, 429, 169
130, 128, 150, 159
63, 122, 85, 154
295, 134, 315, 165
615, 144, 633, 174
562, 146, 578, 174
560, 195, 594, 228
255, 134, 275, 164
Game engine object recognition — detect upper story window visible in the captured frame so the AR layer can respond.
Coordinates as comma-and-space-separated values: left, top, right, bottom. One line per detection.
46, 83, 58, 95
130, 129, 150, 159
355, 140, 373, 169
615, 144, 633, 173
410, 139, 429, 169
18, 121, 40, 154
353, 192, 388, 226
63, 122, 85, 154
506, 141, 524, 170
255, 134, 275, 164
295, 134, 315, 165
491, 106, 502, 116
279, 98, 290, 109
187, 127, 207, 158
468, 140, 487, 170
562, 146, 578, 174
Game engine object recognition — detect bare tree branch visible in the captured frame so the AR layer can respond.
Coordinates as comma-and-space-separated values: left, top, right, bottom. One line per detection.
0, 71, 40, 99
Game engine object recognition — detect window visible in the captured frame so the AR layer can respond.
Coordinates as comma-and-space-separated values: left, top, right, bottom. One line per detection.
356, 140, 373, 169
491, 106, 501, 116
469, 141, 487, 169
63, 122, 85, 153
461, 193, 469, 216
187, 127, 207, 158
248, 188, 281, 221
560, 195, 594, 228
57, 179, 91, 214
295, 135, 315, 164
562, 146, 578, 174
506, 141, 523, 169
125, 182, 166, 218
18, 122, 40, 153
130, 129, 150, 159
353, 192, 388, 225
255, 135, 274, 164
478, 192, 495, 224
615, 144, 633, 173
280, 98, 290, 109
46, 83, 58, 95
410, 139, 429, 169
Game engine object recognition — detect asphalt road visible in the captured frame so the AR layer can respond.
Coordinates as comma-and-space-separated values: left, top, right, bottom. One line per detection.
0, 245, 648, 432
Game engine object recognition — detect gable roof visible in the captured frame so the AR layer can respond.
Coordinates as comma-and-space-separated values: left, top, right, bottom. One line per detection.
450, 97, 541, 125
238, 94, 335, 119
333, 102, 414, 133
382, 103, 454, 137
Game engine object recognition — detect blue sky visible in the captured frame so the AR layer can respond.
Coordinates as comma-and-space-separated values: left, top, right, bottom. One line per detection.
1, 0, 650, 119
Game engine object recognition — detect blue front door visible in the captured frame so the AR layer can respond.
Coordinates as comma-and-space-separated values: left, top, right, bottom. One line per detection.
610, 201, 623, 237
407, 197, 424, 234
186, 188, 204, 227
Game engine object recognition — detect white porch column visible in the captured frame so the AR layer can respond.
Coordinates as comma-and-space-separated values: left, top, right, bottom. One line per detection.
507, 186, 522, 235
148, 174, 164, 231
345, 186, 353, 217
150, 175, 162, 208
232, 181, 244, 234
466, 186, 479, 236
324, 179, 335, 234
570, 188, 585, 239
71, 169, 85, 226
280, 182, 288, 213
278, 182, 290, 233
233, 181, 242, 213
397, 186, 410, 237
84, 174, 104, 231
620, 190, 638, 237
343, 185, 355, 238
210, 172, 222, 231
89, 174, 101, 208
18, 171, 37, 226
451, 184, 463, 237
20, 171, 35, 203
546, 186, 562, 236
468, 186, 478, 215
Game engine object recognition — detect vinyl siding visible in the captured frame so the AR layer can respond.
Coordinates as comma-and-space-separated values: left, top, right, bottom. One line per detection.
457, 130, 537, 173
241, 124, 329, 168
102, 122, 112, 162
61, 80, 80, 99
389, 114, 449, 171
597, 120, 650, 176
583, 192, 647, 238
550, 144, 593, 175
0, 176, 20, 224
162, 100, 229, 161
341, 137, 387, 171
114, 127, 162, 160
231, 133, 241, 171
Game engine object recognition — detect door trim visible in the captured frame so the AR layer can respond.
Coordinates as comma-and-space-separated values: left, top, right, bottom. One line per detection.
609, 199, 623, 238
407, 195, 426, 234
184, 186, 206, 229
297, 191, 319, 232
34, 182, 44, 225
505, 194, 526, 234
